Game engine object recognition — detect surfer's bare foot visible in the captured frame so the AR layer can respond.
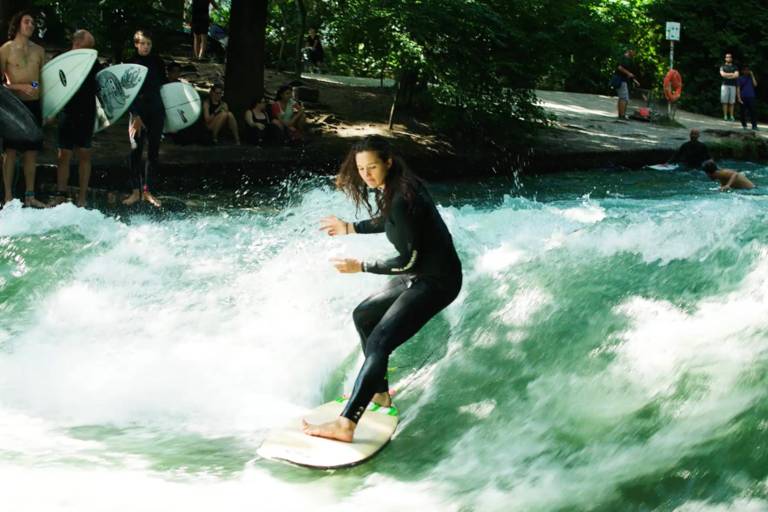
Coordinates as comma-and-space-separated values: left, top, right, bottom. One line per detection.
25, 196, 47, 208
302, 417, 356, 443
372, 392, 392, 407
143, 191, 162, 208
122, 190, 140, 206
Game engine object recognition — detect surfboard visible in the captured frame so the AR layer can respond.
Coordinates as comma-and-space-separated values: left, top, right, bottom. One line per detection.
0, 87, 43, 143
161, 82, 202, 133
94, 63, 148, 133
648, 163, 679, 171
41, 49, 98, 121
257, 397, 399, 469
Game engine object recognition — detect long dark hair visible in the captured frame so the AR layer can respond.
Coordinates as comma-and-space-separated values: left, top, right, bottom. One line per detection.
336, 136, 422, 218
8, 10, 34, 40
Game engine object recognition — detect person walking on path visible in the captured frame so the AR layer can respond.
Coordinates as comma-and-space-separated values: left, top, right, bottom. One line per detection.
191, 0, 219, 61
737, 64, 758, 130
720, 53, 739, 121
612, 49, 640, 120
52, 29, 102, 208
0, 10, 46, 207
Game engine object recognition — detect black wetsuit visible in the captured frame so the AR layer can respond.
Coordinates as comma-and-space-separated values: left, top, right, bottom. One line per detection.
58, 59, 102, 150
127, 53, 167, 192
342, 182, 462, 423
669, 140, 711, 169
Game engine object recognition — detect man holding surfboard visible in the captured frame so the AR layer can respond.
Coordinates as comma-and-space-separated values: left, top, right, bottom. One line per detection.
0, 10, 46, 208
52, 30, 101, 208
124, 29, 167, 208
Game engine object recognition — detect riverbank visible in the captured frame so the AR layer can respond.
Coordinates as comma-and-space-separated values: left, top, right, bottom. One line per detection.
21, 58, 768, 195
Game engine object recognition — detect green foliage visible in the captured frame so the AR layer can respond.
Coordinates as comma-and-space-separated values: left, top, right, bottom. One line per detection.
33, 0, 183, 61
209, 0, 231, 28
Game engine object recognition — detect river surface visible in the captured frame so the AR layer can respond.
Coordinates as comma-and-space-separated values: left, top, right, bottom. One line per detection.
2, 162, 768, 511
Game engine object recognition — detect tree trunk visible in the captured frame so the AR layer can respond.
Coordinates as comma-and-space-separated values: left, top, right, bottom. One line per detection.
293, 0, 306, 78
225, 0, 268, 126
0, 0, 30, 43
277, 1, 290, 70
388, 80, 401, 130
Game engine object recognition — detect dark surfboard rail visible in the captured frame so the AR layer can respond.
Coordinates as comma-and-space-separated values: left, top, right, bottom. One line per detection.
0, 87, 43, 144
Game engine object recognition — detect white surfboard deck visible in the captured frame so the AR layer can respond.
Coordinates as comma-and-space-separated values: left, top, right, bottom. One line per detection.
94, 63, 148, 133
41, 49, 98, 121
648, 163, 679, 171
257, 397, 399, 469
161, 82, 202, 133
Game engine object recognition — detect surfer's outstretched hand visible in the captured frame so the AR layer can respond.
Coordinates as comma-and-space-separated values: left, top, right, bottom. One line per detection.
320, 216, 353, 236
331, 258, 362, 273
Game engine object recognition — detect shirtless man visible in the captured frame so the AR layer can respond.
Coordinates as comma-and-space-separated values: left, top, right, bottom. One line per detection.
702, 160, 755, 191
0, 10, 46, 207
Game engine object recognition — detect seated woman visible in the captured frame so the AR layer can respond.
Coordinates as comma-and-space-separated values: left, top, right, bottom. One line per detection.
271, 85, 306, 142
203, 84, 240, 145
243, 96, 277, 145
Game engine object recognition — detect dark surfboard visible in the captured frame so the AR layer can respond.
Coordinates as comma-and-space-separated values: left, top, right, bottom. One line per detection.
0, 87, 43, 144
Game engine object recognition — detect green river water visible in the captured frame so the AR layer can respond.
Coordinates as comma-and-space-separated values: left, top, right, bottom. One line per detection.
1, 162, 768, 511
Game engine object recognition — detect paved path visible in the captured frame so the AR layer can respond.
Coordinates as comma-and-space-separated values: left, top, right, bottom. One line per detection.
300, 72, 395, 88
535, 90, 765, 158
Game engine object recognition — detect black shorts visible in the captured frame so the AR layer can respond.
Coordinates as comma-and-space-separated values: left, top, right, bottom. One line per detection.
58, 111, 94, 150
3, 100, 43, 152
191, 14, 209, 35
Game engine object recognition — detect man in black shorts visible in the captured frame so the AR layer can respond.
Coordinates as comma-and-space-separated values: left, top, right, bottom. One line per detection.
191, 0, 219, 60
0, 11, 46, 207
53, 29, 101, 208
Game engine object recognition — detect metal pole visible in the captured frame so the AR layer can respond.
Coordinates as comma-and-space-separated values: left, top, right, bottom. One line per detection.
668, 41, 675, 117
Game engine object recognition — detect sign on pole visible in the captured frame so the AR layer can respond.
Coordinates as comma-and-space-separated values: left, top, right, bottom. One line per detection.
666, 22, 681, 41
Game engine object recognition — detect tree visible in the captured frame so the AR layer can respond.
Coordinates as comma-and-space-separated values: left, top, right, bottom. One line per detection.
224, 0, 268, 123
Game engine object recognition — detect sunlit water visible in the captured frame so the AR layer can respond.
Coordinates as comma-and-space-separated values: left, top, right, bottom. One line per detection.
2, 163, 768, 511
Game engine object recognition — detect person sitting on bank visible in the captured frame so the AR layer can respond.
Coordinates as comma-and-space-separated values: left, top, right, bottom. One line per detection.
702, 159, 754, 191
243, 96, 277, 145
667, 128, 711, 169
271, 85, 306, 142
203, 83, 240, 145
166, 61, 182, 82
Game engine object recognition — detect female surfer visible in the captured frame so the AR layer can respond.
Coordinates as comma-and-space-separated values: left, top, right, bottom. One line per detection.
303, 135, 462, 442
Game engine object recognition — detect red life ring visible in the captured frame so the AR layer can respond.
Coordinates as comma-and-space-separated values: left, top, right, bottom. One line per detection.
664, 69, 682, 102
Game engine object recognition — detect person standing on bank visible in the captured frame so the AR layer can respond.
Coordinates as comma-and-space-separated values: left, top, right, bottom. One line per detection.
191, 0, 219, 61
304, 27, 324, 73
0, 10, 46, 207
612, 48, 640, 120
304, 136, 463, 442
737, 64, 758, 130
52, 29, 101, 208
124, 29, 167, 208
720, 53, 739, 122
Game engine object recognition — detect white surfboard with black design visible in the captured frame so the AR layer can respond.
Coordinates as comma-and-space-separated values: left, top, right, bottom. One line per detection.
93, 63, 148, 133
